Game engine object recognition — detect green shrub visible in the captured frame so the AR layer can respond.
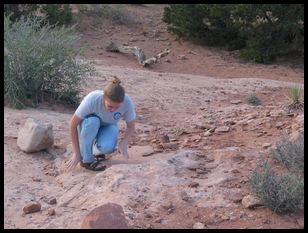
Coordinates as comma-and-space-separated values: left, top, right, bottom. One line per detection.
272, 132, 304, 174
78, 4, 139, 26
41, 4, 73, 26
249, 160, 304, 214
4, 14, 95, 109
163, 4, 245, 48
4, 4, 39, 22
245, 93, 262, 106
286, 86, 304, 111
163, 4, 304, 63
4, 4, 73, 27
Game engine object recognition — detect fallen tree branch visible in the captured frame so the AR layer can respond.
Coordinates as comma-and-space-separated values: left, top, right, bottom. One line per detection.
105, 42, 170, 67
142, 48, 170, 67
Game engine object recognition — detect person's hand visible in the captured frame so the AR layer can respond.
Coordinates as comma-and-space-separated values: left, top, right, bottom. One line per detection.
118, 140, 129, 160
65, 154, 82, 172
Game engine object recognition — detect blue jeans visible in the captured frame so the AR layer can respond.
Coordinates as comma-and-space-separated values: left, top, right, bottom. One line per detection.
78, 115, 119, 163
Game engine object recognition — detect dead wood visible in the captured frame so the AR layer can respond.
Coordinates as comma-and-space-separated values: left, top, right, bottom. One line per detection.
105, 42, 170, 67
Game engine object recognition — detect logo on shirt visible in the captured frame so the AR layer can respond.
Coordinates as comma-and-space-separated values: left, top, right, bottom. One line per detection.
113, 112, 122, 120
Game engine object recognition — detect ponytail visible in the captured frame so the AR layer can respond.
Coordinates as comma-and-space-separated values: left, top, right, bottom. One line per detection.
104, 76, 125, 102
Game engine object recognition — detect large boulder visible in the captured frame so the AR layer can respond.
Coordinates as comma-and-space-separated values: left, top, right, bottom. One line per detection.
81, 203, 129, 229
17, 118, 54, 153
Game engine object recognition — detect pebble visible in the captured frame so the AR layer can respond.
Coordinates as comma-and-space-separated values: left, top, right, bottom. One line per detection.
215, 126, 230, 133
193, 222, 205, 229
47, 197, 57, 205
161, 134, 170, 143
48, 208, 55, 216
230, 100, 242, 104
188, 182, 199, 188
23, 202, 41, 214
262, 143, 272, 149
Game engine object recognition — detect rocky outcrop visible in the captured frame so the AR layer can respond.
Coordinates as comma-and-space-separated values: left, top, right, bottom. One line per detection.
17, 118, 54, 153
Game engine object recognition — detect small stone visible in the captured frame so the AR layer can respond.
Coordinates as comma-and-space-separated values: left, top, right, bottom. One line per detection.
262, 219, 271, 224
186, 164, 199, 171
262, 143, 272, 149
256, 132, 264, 137
47, 208, 55, 216
141, 146, 155, 157
231, 169, 240, 174
47, 197, 57, 205
167, 208, 174, 214
221, 215, 230, 221
230, 100, 242, 104
208, 127, 216, 133
161, 201, 173, 210
161, 134, 170, 143
276, 122, 284, 129
242, 195, 263, 209
195, 123, 211, 130
178, 54, 187, 60
215, 126, 230, 133
203, 131, 212, 137
188, 182, 199, 188
32, 177, 41, 182
196, 169, 207, 174
162, 142, 178, 150
265, 111, 271, 117
229, 193, 244, 203
180, 191, 190, 202
138, 115, 145, 122
191, 135, 202, 142
151, 139, 159, 143
23, 202, 41, 214
193, 222, 205, 229
144, 212, 153, 218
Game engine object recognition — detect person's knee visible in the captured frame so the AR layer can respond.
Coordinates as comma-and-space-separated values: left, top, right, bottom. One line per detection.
95, 124, 118, 154
109, 124, 119, 135
80, 117, 100, 137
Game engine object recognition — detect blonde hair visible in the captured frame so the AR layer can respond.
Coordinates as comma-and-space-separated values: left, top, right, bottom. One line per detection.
104, 76, 125, 102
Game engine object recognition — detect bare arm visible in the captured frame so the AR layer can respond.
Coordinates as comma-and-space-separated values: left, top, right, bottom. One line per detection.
123, 120, 136, 145
65, 114, 83, 171
118, 120, 135, 159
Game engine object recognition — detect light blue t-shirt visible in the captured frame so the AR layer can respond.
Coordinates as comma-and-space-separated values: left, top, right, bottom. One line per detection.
75, 90, 136, 125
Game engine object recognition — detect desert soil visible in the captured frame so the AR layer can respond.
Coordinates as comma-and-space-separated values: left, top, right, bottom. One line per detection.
4, 4, 304, 229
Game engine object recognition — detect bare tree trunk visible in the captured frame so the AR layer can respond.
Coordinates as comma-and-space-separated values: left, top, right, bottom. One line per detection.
105, 42, 170, 67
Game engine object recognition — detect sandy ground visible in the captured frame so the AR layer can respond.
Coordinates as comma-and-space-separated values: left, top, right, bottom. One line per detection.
4, 4, 304, 229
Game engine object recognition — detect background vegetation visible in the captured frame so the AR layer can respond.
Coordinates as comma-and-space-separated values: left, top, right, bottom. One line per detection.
163, 4, 304, 63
